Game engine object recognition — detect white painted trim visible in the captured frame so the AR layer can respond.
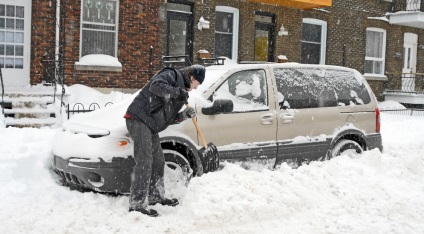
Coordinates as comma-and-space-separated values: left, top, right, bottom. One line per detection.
302, 18, 327, 65
365, 27, 386, 75
216, 6, 239, 62
363, 74, 388, 81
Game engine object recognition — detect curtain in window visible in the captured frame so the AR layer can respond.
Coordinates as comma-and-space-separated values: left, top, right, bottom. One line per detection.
365, 30, 384, 74
81, 0, 118, 57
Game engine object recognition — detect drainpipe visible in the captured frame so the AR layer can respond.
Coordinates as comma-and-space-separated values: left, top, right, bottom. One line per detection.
55, 0, 60, 81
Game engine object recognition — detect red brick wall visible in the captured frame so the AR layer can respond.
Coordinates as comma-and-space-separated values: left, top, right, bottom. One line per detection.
31, 0, 56, 84
30, 0, 424, 99
31, 0, 161, 89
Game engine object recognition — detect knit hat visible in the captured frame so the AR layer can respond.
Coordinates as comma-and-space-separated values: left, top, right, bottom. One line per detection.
188, 65, 205, 84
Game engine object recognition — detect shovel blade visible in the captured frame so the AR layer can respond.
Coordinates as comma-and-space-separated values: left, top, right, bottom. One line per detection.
198, 142, 220, 173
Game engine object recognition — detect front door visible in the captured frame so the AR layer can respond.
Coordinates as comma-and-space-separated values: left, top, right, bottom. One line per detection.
402, 33, 418, 92
254, 13, 275, 62
167, 11, 193, 59
0, 0, 31, 87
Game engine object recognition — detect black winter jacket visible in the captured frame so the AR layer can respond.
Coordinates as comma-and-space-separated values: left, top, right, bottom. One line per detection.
126, 68, 190, 134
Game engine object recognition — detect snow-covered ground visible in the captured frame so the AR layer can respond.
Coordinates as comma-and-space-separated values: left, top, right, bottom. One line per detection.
1, 96, 424, 233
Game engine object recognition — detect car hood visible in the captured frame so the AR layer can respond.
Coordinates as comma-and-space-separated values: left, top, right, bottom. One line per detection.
60, 67, 230, 134
62, 123, 110, 137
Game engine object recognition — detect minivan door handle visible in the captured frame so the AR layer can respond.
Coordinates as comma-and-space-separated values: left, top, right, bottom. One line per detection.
280, 113, 294, 124
260, 114, 274, 125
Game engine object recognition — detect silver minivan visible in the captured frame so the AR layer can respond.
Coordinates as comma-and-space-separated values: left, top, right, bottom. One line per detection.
52, 63, 382, 193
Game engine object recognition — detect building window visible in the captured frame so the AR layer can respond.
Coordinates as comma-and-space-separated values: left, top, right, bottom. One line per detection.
0, 4, 25, 69
301, 18, 327, 64
215, 6, 239, 61
80, 0, 119, 58
365, 28, 386, 75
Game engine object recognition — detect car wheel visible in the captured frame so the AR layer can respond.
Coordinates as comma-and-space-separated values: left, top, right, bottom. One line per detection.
331, 139, 363, 158
163, 149, 193, 185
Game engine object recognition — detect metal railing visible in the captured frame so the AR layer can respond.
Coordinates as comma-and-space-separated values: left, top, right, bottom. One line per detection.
384, 73, 424, 94
162, 55, 192, 69
380, 108, 424, 116
66, 102, 114, 119
0, 68, 4, 115
391, 0, 424, 12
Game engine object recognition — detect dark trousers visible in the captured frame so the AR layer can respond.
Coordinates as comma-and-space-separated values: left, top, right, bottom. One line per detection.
126, 118, 165, 209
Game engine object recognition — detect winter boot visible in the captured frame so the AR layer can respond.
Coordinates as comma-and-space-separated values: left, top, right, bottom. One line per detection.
129, 207, 159, 217
150, 198, 179, 207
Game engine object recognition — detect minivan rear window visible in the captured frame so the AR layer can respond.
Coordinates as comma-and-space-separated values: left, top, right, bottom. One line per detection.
274, 68, 371, 109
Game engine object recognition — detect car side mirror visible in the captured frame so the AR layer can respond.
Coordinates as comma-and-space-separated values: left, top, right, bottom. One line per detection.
202, 99, 233, 115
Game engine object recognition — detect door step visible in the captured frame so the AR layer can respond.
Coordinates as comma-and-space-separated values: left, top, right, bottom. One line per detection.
4, 117, 57, 128
1, 90, 64, 128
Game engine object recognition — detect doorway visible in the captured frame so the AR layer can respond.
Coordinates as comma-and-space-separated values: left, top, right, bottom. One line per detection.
254, 13, 275, 62
402, 33, 418, 92
0, 0, 31, 87
166, 3, 193, 61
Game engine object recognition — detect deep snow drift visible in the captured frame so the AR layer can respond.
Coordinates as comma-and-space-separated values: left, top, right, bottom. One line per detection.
1, 110, 424, 233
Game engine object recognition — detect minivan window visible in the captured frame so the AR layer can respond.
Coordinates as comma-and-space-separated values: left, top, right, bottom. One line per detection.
274, 68, 371, 109
212, 69, 268, 112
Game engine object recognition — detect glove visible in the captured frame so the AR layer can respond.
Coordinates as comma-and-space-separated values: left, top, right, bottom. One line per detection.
177, 88, 189, 102
181, 107, 196, 119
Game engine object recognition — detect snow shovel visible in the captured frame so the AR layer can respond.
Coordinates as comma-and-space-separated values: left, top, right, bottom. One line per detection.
185, 103, 220, 173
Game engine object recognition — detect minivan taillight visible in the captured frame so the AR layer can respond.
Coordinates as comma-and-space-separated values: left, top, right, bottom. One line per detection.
375, 107, 381, 133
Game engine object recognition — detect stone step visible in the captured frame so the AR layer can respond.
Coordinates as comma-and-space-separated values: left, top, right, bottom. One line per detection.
2, 96, 55, 104
4, 117, 57, 128
3, 108, 56, 119
3, 108, 56, 114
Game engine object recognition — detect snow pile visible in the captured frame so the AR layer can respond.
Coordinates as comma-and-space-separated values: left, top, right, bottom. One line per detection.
378, 100, 407, 110
0, 108, 4, 128
1, 113, 424, 233
67, 84, 132, 107
75, 54, 122, 67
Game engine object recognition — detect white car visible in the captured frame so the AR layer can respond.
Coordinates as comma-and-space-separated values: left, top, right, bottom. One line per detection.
52, 63, 383, 194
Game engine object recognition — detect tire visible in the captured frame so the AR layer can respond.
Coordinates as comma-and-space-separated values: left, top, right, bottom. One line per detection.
331, 139, 363, 158
163, 149, 193, 185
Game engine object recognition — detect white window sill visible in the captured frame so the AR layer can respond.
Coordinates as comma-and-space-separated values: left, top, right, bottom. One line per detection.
75, 64, 122, 72
363, 74, 388, 81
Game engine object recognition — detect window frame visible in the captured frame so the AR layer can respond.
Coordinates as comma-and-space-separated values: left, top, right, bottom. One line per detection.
79, 0, 120, 59
215, 6, 239, 61
211, 69, 269, 113
301, 18, 327, 65
365, 27, 386, 76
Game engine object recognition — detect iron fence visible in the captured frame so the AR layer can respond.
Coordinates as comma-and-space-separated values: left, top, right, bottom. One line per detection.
380, 108, 424, 116
0, 68, 3, 115
385, 73, 424, 94
66, 102, 114, 119
391, 0, 424, 12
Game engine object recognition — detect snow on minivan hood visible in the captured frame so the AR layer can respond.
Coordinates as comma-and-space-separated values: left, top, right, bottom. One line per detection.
61, 67, 231, 135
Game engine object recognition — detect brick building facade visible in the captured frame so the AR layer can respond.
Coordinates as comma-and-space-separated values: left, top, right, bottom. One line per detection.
29, 0, 162, 90
4, 0, 424, 102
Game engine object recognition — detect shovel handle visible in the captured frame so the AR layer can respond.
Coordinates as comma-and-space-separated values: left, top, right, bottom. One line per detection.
185, 103, 208, 148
